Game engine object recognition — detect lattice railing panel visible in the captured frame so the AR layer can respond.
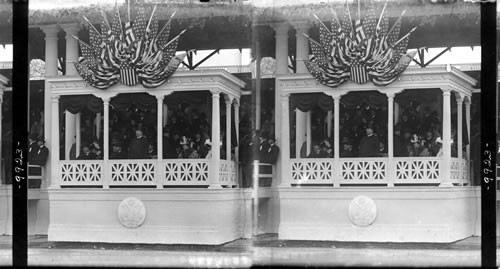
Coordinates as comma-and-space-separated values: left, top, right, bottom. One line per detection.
219, 160, 237, 186
340, 159, 387, 183
394, 158, 441, 183
164, 160, 209, 185
290, 159, 334, 184
60, 161, 103, 186
110, 161, 156, 186
450, 158, 461, 183
461, 159, 470, 185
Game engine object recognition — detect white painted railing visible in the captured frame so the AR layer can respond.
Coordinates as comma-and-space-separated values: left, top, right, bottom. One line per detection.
109, 160, 157, 186
57, 159, 239, 187
60, 161, 103, 186
340, 158, 388, 184
290, 159, 334, 184
394, 158, 441, 184
219, 160, 237, 186
163, 159, 210, 186
289, 157, 469, 186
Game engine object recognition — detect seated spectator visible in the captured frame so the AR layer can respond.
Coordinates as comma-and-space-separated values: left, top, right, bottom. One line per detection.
320, 139, 333, 158
162, 129, 177, 159
358, 128, 380, 157
31, 137, 49, 166
435, 137, 443, 157
110, 143, 127, 159
89, 139, 103, 160
204, 139, 213, 159
308, 144, 327, 158
340, 138, 356, 157
408, 134, 422, 157
148, 143, 157, 158
77, 146, 96, 160
178, 136, 194, 159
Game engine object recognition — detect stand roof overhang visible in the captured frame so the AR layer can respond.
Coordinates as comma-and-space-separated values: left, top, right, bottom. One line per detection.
19, 1, 480, 62
46, 69, 246, 102
278, 66, 477, 99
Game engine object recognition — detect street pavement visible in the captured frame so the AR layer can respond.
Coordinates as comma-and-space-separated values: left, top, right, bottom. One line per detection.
0, 234, 498, 267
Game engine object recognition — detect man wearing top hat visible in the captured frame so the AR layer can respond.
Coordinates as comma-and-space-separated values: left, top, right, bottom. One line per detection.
32, 137, 49, 166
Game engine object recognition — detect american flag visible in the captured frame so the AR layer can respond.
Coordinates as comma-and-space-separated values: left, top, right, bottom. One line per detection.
74, 2, 185, 90
304, 0, 416, 88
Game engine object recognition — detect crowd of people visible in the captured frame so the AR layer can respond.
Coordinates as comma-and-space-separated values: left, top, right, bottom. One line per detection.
295, 102, 455, 158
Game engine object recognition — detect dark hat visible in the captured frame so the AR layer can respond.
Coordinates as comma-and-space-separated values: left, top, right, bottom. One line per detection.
29, 134, 37, 140
37, 136, 45, 143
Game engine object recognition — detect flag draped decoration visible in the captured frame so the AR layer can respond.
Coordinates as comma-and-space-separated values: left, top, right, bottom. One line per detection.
304, 0, 417, 88
74, 1, 186, 89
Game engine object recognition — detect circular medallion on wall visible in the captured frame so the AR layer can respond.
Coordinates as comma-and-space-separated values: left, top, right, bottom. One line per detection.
348, 195, 377, 227
117, 197, 146, 228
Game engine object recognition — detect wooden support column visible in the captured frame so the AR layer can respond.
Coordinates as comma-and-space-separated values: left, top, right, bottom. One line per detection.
225, 96, 233, 162
386, 91, 397, 187
306, 111, 311, 155
456, 94, 463, 161
465, 98, 471, 160
209, 90, 222, 189
272, 23, 290, 187
156, 95, 164, 189
296, 110, 306, 158
333, 95, 341, 187
440, 88, 453, 187
102, 97, 110, 189
234, 101, 240, 187
50, 95, 60, 188
75, 113, 81, 157
40, 24, 60, 184
279, 93, 291, 187
293, 21, 310, 74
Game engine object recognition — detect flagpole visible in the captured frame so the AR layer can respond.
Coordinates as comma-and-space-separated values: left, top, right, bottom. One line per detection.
157, 11, 177, 38
330, 8, 340, 27
82, 16, 100, 34
160, 29, 186, 50
313, 14, 332, 35
392, 26, 417, 47
387, 10, 406, 36
146, 5, 157, 33
376, 1, 387, 31
357, 0, 360, 21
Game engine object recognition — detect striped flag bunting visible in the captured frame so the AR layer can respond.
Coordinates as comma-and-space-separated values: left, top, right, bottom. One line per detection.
304, 0, 417, 88
73, 0, 185, 90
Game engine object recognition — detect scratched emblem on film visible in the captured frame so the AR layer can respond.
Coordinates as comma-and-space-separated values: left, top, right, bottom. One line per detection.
348, 196, 377, 227
117, 197, 147, 228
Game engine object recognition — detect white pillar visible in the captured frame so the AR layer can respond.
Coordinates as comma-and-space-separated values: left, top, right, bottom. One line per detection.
226, 97, 232, 162
40, 24, 60, 184
64, 112, 76, 160
209, 90, 222, 189
272, 23, 289, 187
255, 40, 262, 130
295, 110, 306, 158
306, 111, 311, 154
456, 95, 463, 161
234, 101, 240, 187
61, 23, 80, 76
102, 97, 110, 189
0, 90, 3, 179
50, 95, 60, 188
387, 92, 395, 187
333, 95, 341, 187
156, 95, 164, 189
293, 22, 310, 74
279, 93, 291, 187
75, 113, 81, 157
440, 89, 452, 187
465, 98, 471, 160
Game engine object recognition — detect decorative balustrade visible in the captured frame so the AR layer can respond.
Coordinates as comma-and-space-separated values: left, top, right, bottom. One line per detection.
290, 159, 334, 184
60, 161, 103, 186
340, 158, 388, 184
394, 158, 441, 184
109, 160, 157, 186
163, 159, 210, 186
57, 159, 234, 187
288, 157, 469, 186
219, 160, 237, 186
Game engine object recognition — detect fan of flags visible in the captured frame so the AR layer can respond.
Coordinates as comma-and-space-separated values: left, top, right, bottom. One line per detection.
74, 1, 187, 89
304, 0, 418, 88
